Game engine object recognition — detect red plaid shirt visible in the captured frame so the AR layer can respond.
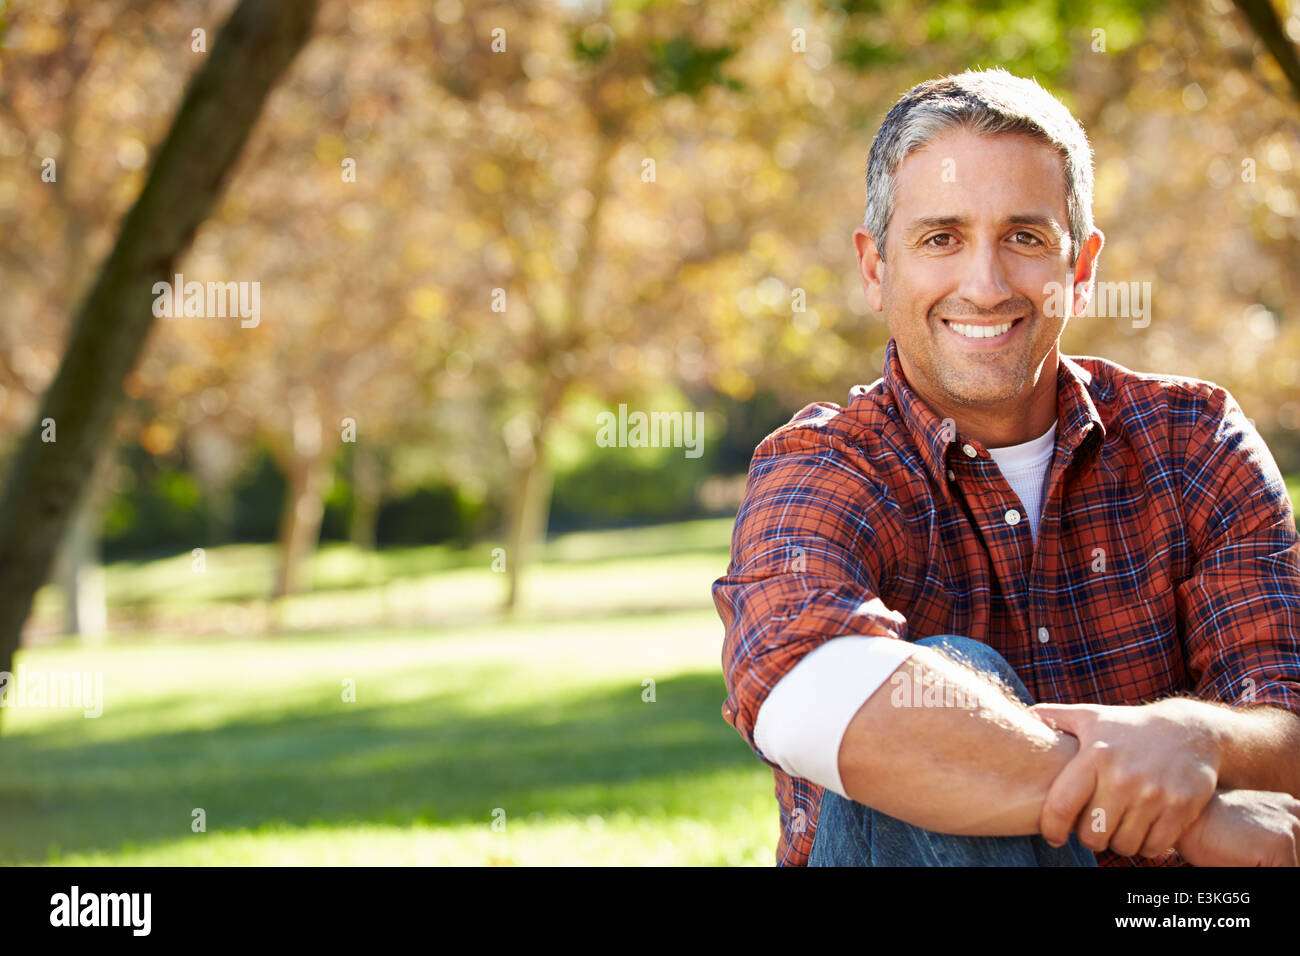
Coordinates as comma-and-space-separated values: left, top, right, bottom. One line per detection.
713, 337, 1300, 867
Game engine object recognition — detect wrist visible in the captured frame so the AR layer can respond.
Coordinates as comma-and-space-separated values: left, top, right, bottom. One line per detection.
1155, 697, 1232, 782
1172, 789, 1218, 853
1035, 729, 1080, 835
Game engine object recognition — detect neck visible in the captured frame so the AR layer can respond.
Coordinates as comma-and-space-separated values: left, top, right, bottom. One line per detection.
906, 353, 1059, 450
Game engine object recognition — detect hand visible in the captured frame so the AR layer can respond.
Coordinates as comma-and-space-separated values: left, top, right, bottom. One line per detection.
1175, 789, 1300, 866
1030, 699, 1221, 858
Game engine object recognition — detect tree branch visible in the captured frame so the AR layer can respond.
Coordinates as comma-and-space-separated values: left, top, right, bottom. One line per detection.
1231, 0, 1300, 103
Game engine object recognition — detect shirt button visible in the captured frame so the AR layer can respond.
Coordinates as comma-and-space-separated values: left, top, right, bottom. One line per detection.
1037, 627, 1050, 643
962, 444, 978, 458
1005, 508, 1021, 525
946, 469, 956, 481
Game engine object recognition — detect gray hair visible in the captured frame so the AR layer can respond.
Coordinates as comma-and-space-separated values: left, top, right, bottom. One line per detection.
864, 67, 1095, 264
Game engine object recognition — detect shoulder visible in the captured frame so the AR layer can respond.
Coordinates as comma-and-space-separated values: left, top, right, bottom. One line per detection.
754, 380, 891, 459
743, 384, 897, 503
1064, 352, 1237, 431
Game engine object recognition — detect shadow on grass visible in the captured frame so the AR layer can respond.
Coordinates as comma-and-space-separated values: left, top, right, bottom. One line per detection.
0, 671, 760, 863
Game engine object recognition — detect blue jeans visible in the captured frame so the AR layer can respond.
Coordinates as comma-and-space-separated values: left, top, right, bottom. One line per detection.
808, 634, 1098, 866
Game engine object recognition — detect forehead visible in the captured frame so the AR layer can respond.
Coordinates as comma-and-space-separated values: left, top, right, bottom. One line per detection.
893, 128, 1068, 221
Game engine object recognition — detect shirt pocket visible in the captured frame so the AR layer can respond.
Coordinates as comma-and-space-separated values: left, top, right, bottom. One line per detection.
1074, 588, 1188, 704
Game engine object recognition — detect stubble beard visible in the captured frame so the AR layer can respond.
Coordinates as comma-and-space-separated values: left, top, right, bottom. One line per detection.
931, 343, 1033, 408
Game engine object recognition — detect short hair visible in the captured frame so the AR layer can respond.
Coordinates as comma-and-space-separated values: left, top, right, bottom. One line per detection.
864, 67, 1096, 264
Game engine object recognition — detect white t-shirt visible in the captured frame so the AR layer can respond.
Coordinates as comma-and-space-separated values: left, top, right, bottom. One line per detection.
987, 418, 1056, 547
752, 418, 1058, 796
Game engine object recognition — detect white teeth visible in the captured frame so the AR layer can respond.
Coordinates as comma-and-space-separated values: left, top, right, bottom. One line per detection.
947, 319, 1015, 339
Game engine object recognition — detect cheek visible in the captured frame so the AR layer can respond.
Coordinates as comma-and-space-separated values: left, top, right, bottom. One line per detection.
886, 264, 945, 316
1012, 258, 1068, 305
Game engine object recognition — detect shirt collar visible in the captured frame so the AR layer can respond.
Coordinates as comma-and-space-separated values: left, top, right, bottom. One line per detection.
880, 336, 1106, 490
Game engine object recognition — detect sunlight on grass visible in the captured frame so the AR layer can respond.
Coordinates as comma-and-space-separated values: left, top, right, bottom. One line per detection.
46, 795, 777, 866
5, 609, 727, 741
10, 495, 1300, 866
0, 590, 779, 866
27, 519, 736, 635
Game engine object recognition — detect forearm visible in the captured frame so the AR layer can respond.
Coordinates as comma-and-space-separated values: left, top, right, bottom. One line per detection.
1207, 703, 1300, 797
837, 646, 1079, 836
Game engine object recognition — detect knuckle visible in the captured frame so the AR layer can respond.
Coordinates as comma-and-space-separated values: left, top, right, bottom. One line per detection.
1133, 783, 1162, 807
1088, 741, 1113, 766
1043, 794, 1076, 820
1109, 772, 1140, 799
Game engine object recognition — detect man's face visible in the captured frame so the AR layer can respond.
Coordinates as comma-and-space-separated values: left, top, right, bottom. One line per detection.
857, 127, 1096, 413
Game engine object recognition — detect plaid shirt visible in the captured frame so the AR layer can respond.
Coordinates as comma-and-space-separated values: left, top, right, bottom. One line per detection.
713, 337, 1300, 867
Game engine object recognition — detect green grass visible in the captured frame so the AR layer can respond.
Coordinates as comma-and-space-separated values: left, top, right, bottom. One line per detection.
0, 520, 779, 865
8, 477, 1300, 866
27, 518, 738, 633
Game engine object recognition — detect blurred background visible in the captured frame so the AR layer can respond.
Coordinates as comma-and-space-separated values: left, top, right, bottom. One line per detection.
0, 0, 1298, 864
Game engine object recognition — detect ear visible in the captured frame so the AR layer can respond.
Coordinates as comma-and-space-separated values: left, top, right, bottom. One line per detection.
1070, 229, 1104, 317
854, 226, 885, 312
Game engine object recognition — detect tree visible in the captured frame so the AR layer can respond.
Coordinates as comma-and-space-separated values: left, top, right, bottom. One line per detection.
1230, 0, 1300, 102
0, 0, 320, 686
0, 1, 175, 639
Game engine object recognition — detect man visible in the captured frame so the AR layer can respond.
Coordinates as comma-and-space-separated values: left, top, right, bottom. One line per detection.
712, 68, 1300, 867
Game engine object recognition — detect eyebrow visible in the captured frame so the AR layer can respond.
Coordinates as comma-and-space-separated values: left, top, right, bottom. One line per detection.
903, 214, 1067, 239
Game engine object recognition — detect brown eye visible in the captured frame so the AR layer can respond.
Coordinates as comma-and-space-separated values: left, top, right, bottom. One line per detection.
926, 233, 954, 247
1013, 231, 1042, 245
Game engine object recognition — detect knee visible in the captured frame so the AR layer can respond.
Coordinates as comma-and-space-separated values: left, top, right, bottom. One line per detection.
915, 634, 1008, 671
807, 788, 869, 866
914, 634, 1028, 703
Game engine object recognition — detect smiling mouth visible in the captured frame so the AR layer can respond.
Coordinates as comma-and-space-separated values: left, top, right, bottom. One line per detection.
941, 316, 1024, 342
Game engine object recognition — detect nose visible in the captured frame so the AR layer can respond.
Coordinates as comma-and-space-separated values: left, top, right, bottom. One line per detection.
955, 241, 1014, 312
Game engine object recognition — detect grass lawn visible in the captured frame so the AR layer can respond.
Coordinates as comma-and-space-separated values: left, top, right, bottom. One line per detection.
0, 520, 780, 865
8, 478, 1299, 866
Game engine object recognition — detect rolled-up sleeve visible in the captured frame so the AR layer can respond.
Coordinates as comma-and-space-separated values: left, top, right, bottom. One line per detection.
711, 407, 912, 769
1177, 387, 1300, 714
753, 635, 918, 794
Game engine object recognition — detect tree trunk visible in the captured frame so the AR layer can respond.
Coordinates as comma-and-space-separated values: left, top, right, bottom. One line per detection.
0, 0, 320, 684
188, 426, 241, 545
54, 442, 116, 641
1231, 0, 1300, 103
272, 386, 326, 598
348, 443, 382, 551
273, 455, 326, 598
503, 420, 555, 615
56, 507, 108, 641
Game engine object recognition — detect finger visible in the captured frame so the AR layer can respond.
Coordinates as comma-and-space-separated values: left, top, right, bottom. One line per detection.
1076, 781, 1126, 854
1139, 787, 1214, 859
1138, 808, 1185, 859
1029, 703, 1084, 733
1040, 754, 1097, 847
1106, 796, 1159, 858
